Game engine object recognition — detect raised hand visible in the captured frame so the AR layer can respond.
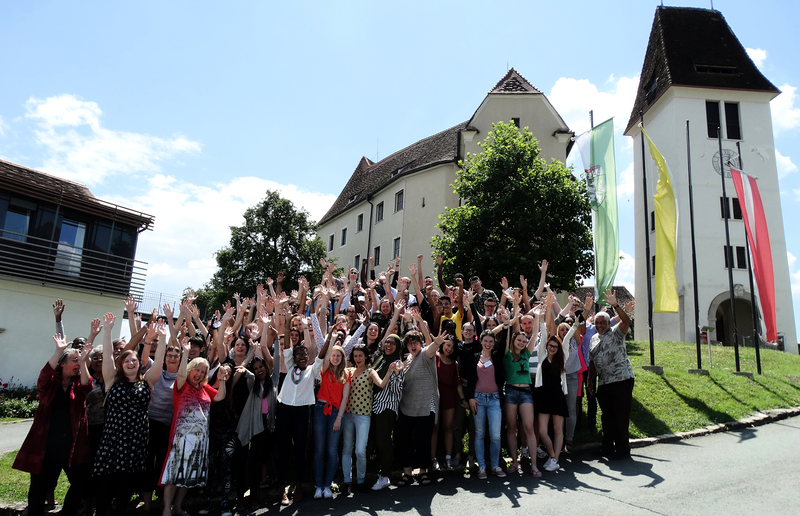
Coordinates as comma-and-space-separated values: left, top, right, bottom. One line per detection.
53, 333, 69, 354
185, 288, 197, 304
624, 300, 636, 314
124, 296, 136, 313
156, 319, 169, 340
433, 331, 448, 347
539, 259, 548, 274
53, 298, 66, 321
221, 307, 235, 323
464, 288, 475, 305
103, 312, 116, 328
181, 335, 191, 354
519, 275, 528, 289
266, 277, 274, 287
604, 289, 617, 307
395, 298, 407, 311
222, 300, 232, 313
233, 292, 241, 303
500, 276, 509, 291
276, 272, 284, 284
435, 255, 443, 266
145, 320, 159, 343
163, 303, 174, 320
89, 318, 103, 339
408, 263, 418, 277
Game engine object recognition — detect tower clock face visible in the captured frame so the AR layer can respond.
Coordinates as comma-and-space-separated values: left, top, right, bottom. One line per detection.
712, 149, 741, 177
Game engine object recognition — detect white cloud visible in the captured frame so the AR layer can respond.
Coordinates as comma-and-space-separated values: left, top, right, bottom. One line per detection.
548, 75, 639, 136
788, 252, 800, 299
24, 94, 201, 186
746, 47, 767, 67
617, 162, 634, 198
616, 251, 635, 297
771, 84, 800, 134
776, 149, 798, 178
103, 173, 337, 295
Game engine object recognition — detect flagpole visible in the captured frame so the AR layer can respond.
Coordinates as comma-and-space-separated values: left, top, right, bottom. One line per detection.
718, 128, 741, 372
639, 110, 656, 365
736, 141, 762, 375
686, 120, 703, 371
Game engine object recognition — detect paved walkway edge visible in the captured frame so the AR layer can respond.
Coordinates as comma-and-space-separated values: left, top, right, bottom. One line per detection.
2, 407, 799, 515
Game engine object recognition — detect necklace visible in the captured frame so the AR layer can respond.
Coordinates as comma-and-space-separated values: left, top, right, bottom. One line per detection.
291, 366, 303, 385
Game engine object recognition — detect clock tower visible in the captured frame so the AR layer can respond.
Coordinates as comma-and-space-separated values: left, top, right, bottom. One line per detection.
624, 6, 797, 352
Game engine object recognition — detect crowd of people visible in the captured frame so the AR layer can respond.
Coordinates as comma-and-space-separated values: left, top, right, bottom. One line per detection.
14, 254, 635, 515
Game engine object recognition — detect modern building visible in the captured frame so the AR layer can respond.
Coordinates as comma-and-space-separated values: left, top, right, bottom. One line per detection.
317, 69, 574, 279
624, 7, 797, 352
0, 159, 154, 384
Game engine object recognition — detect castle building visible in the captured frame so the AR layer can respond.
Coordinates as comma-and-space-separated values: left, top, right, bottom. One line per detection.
624, 7, 796, 352
317, 69, 573, 278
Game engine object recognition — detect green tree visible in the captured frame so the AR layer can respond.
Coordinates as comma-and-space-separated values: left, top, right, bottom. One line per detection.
202, 190, 326, 310
432, 121, 593, 292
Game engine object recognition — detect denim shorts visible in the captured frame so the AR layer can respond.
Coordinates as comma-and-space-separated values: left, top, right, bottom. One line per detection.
504, 385, 533, 405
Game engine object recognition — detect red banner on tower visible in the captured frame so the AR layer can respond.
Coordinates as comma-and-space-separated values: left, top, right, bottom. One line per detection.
729, 167, 777, 343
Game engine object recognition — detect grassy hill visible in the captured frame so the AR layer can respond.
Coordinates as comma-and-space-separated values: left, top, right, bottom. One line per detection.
578, 340, 800, 442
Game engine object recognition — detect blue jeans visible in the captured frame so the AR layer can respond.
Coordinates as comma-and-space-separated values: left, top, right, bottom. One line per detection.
342, 412, 371, 483
473, 392, 501, 469
313, 400, 342, 489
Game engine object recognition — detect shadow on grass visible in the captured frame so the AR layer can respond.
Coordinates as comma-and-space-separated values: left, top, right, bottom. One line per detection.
707, 377, 759, 411
630, 397, 673, 437
749, 377, 800, 406
662, 377, 736, 425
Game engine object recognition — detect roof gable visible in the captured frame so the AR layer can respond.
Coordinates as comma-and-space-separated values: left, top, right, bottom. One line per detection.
626, 6, 779, 133
317, 122, 465, 225
489, 68, 542, 94
0, 158, 154, 230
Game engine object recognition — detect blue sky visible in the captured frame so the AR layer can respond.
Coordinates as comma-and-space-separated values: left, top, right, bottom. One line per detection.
2, 0, 798, 338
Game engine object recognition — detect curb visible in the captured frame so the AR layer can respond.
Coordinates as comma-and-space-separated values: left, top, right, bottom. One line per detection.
2, 407, 799, 515
0, 419, 33, 426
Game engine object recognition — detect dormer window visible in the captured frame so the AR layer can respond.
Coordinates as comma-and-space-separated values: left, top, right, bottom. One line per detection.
695, 64, 737, 75
348, 194, 358, 204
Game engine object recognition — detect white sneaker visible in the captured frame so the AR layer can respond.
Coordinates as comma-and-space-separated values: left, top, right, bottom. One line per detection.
520, 446, 530, 460
323, 487, 333, 499
543, 457, 560, 471
314, 487, 323, 499
536, 445, 548, 459
431, 458, 440, 471
445, 458, 453, 470
371, 475, 390, 490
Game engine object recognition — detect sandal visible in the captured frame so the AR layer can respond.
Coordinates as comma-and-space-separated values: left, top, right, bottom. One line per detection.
419, 473, 432, 486
396, 473, 413, 487
507, 464, 520, 474
532, 468, 542, 478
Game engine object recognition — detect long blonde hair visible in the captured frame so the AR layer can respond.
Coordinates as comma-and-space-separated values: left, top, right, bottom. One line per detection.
329, 345, 348, 384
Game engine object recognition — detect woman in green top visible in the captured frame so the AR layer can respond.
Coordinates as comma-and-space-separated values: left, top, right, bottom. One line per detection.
503, 327, 541, 477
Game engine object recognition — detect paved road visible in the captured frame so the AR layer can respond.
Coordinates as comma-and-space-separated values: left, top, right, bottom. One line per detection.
261, 415, 800, 516
0, 420, 32, 454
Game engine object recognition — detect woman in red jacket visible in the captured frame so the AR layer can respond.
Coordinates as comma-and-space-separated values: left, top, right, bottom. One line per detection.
14, 333, 93, 516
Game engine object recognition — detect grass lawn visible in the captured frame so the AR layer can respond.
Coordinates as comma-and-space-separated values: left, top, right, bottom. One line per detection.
576, 340, 800, 441
0, 451, 69, 504
0, 340, 798, 503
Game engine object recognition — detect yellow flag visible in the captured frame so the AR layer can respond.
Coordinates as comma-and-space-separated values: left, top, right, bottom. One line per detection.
642, 128, 679, 312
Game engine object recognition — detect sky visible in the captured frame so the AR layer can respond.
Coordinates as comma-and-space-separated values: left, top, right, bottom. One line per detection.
2, 0, 799, 338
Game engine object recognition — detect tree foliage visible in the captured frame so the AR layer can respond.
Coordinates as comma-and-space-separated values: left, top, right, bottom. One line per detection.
202, 190, 326, 310
432, 121, 593, 292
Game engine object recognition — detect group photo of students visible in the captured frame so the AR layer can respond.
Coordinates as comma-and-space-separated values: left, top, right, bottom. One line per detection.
14, 253, 635, 516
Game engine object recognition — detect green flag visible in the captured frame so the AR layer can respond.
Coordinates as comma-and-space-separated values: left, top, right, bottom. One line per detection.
576, 118, 619, 304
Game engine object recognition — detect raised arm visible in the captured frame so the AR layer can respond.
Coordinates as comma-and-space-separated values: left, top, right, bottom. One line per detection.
53, 298, 65, 337
49, 333, 70, 370
79, 343, 92, 385
145, 320, 169, 387
101, 312, 117, 388
435, 255, 446, 292
605, 289, 630, 335
545, 292, 557, 337
124, 295, 139, 336
533, 259, 548, 301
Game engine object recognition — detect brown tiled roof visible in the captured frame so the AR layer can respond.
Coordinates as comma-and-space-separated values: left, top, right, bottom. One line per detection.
626, 6, 780, 133
317, 122, 467, 225
0, 158, 154, 230
489, 68, 542, 94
